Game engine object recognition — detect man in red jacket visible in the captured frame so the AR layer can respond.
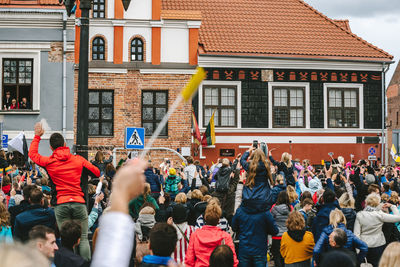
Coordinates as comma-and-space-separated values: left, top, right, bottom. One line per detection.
29, 122, 100, 261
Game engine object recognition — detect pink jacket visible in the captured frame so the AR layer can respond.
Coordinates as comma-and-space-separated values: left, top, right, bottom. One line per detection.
185, 225, 238, 267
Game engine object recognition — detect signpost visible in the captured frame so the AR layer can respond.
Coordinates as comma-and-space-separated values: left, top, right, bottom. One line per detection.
125, 127, 145, 149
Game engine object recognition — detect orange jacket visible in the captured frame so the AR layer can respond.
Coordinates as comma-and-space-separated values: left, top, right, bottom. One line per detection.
29, 135, 100, 205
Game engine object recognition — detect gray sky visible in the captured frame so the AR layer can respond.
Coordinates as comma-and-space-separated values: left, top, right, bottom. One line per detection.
304, 0, 400, 85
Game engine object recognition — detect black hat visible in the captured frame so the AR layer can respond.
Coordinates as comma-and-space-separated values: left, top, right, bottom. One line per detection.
172, 204, 187, 224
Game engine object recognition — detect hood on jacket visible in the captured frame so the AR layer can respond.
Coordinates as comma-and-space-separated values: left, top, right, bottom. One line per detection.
52, 147, 71, 161
287, 230, 306, 242
196, 225, 227, 248
242, 184, 285, 213
218, 166, 232, 177
272, 204, 290, 216
309, 179, 320, 191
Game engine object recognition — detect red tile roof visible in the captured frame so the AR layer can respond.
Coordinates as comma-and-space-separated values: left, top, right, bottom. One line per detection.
162, 0, 393, 61
161, 10, 202, 20
333, 19, 351, 32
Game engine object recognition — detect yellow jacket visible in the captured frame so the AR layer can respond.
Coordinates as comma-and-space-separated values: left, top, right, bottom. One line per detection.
280, 231, 315, 264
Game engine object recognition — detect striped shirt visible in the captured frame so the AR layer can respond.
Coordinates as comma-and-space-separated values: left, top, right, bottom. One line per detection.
172, 223, 195, 264
195, 214, 230, 232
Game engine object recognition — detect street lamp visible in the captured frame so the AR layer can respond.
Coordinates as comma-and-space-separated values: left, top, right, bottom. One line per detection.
59, 0, 131, 206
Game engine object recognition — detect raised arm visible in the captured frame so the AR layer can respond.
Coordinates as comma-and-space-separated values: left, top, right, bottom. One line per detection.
28, 123, 50, 167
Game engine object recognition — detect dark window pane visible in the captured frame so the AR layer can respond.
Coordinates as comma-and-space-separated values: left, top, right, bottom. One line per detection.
143, 122, 153, 135
102, 92, 113, 104
142, 92, 153, 105
156, 92, 166, 105
143, 107, 154, 120
89, 122, 99, 135
101, 122, 113, 135
156, 107, 166, 120
89, 92, 99, 104
102, 107, 113, 120
89, 107, 99, 119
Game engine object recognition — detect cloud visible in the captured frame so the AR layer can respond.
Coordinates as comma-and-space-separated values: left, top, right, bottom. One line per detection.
304, 0, 400, 18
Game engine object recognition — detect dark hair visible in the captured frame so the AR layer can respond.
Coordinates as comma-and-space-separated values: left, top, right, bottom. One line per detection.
186, 156, 194, 164
209, 245, 234, 267
300, 191, 312, 202
322, 189, 336, 204
29, 225, 55, 241
60, 220, 81, 249
49, 133, 65, 150
276, 191, 291, 211
149, 223, 177, 257
332, 228, 347, 247
22, 185, 36, 199
301, 198, 314, 208
29, 188, 43, 205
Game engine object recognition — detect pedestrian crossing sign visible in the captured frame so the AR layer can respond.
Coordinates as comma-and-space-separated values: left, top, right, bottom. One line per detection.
125, 127, 145, 149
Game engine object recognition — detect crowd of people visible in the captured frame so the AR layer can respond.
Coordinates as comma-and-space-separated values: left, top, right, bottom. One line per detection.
1, 122, 400, 267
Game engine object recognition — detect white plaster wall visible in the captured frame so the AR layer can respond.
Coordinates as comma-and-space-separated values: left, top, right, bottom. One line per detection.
106, 0, 115, 19
89, 26, 114, 62
161, 28, 189, 63
123, 27, 152, 62
124, 0, 152, 20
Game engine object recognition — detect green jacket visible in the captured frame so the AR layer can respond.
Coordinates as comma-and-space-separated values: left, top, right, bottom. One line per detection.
129, 195, 159, 219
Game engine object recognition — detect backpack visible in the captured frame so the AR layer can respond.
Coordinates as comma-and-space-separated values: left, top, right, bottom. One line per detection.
215, 167, 231, 193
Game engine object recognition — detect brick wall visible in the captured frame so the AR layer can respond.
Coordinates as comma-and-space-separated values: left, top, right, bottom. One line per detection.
48, 42, 74, 63
74, 70, 193, 167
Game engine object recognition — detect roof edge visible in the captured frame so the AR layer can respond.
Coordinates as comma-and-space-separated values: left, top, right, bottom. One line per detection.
298, 0, 393, 60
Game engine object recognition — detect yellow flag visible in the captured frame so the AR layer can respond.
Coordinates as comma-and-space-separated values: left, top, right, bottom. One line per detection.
181, 67, 206, 101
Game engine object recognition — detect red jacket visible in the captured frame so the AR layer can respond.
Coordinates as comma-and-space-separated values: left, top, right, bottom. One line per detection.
185, 225, 238, 267
29, 135, 100, 205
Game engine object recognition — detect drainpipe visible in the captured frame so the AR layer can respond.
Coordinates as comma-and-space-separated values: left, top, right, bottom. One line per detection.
62, 11, 67, 138
381, 63, 390, 165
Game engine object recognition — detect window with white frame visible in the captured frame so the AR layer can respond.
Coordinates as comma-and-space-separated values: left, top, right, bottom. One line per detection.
272, 87, 305, 128
2, 58, 33, 110
203, 86, 237, 127
328, 88, 358, 128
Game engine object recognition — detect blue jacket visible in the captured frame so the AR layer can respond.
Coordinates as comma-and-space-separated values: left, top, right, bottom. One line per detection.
313, 223, 368, 264
312, 201, 341, 241
232, 205, 279, 256
145, 168, 161, 193
14, 204, 56, 241
240, 151, 285, 211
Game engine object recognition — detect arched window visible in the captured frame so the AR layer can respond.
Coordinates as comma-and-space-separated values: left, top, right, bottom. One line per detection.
131, 38, 143, 61
92, 37, 105, 60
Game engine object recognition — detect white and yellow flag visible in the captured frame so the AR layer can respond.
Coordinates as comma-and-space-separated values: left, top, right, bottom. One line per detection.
391, 144, 400, 163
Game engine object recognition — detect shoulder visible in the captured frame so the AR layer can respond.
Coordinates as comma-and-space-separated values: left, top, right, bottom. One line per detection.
304, 231, 314, 239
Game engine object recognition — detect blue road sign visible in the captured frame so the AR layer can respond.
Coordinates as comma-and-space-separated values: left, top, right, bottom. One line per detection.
2, 134, 8, 149
125, 127, 145, 149
368, 147, 376, 156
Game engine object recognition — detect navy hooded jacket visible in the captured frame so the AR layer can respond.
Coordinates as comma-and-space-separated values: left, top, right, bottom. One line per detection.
312, 201, 341, 241
144, 168, 161, 193
232, 204, 279, 256
313, 223, 368, 264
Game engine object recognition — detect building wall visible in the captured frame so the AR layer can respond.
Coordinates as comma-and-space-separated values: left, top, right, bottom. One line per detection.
0, 10, 75, 156
194, 68, 383, 165
74, 70, 193, 165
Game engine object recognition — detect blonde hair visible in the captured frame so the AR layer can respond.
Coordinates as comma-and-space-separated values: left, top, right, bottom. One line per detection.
381, 193, 390, 203
191, 189, 203, 200
329, 209, 347, 228
281, 152, 292, 168
139, 206, 155, 215
143, 183, 151, 199
379, 242, 400, 267
246, 149, 273, 188
286, 211, 305, 231
204, 200, 222, 226
222, 158, 230, 167
338, 193, 355, 209
287, 185, 298, 204
175, 193, 187, 204
0, 203, 10, 229
390, 192, 399, 205
202, 195, 212, 202
366, 193, 381, 207
338, 156, 345, 166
